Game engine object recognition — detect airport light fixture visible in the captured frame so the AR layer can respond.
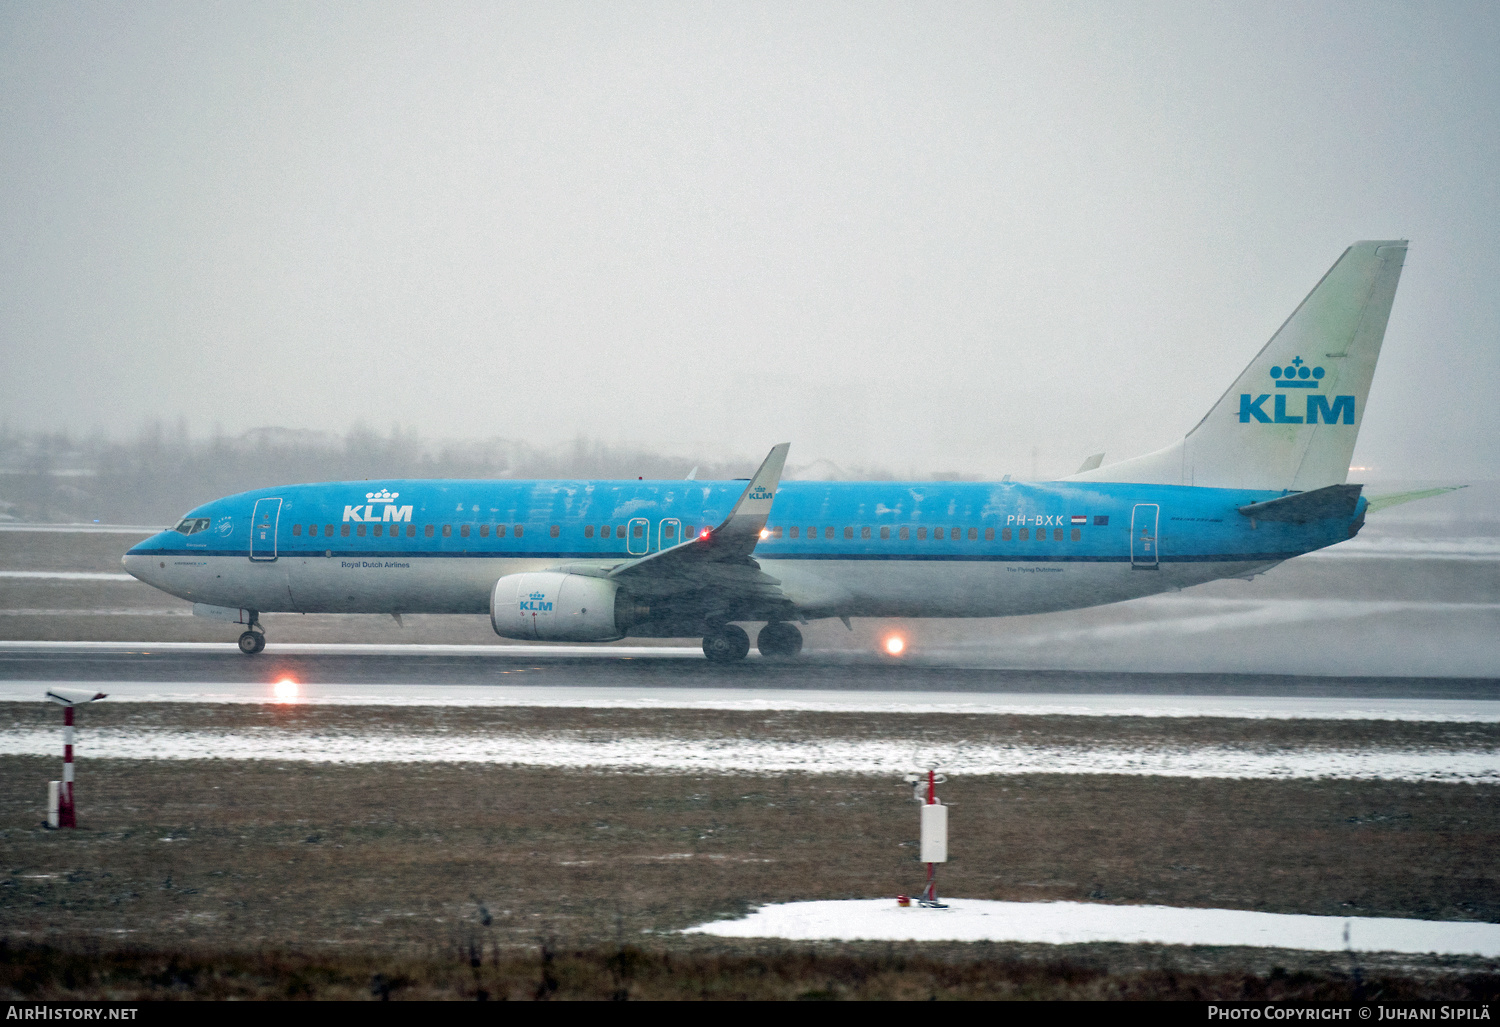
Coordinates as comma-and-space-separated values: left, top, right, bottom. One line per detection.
44, 688, 107, 829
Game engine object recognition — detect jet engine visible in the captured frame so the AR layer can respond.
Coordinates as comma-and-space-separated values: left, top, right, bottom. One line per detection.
490, 571, 640, 642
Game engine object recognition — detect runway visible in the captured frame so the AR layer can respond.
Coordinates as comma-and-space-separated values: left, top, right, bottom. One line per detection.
2, 641, 1498, 708
8, 635, 1500, 701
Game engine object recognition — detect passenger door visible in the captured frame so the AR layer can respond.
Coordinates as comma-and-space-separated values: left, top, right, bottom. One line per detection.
1130, 503, 1159, 570
250, 498, 283, 562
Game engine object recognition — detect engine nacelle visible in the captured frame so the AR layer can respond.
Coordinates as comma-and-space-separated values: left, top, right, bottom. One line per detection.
490, 571, 631, 642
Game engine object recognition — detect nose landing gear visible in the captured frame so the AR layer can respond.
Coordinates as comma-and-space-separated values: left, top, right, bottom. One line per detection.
237, 612, 266, 655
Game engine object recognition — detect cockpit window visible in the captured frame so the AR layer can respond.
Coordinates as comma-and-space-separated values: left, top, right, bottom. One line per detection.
174, 517, 211, 535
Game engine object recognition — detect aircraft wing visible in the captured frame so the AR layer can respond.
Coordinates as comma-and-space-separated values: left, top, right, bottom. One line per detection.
604, 443, 792, 613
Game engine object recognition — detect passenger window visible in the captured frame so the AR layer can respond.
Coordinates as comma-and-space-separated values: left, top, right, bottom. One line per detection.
1071, 528, 1081, 541
406, 524, 416, 537
934, 527, 945, 540
373, 524, 383, 537
293, 524, 302, 536
496, 524, 506, 537
899, 526, 910, 540
461, 525, 470, 538
551, 525, 561, 538
685, 525, 696, 538
514, 525, 523, 538
1001, 527, 1012, 541
585, 525, 594, 539
844, 526, 853, 540
1019, 527, 1029, 540
632, 523, 643, 538
861, 526, 871, 539
342, 525, 351, 537
424, 524, 434, 538
824, 526, 834, 539
917, 527, 927, 540
969, 527, 978, 541
480, 524, 490, 538
1054, 527, 1064, 541
442, 525, 451, 537
984, 527, 994, 541
357, 524, 367, 537
325, 525, 335, 537
807, 526, 817, 539
790, 526, 800, 539
664, 524, 676, 540
880, 526, 890, 540
771, 526, 782, 539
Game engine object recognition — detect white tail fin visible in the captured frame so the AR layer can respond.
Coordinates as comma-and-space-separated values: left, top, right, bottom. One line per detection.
1071, 241, 1407, 491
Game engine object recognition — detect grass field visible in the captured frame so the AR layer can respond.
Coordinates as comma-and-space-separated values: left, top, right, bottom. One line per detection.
3, 697, 1499, 998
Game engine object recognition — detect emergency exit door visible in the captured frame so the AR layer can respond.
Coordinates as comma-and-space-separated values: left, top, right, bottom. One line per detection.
657, 518, 682, 551
1131, 503, 1159, 569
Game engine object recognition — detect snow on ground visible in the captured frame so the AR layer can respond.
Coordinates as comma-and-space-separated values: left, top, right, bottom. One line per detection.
1, 728, 1495, 781
685, 899, 1500, 956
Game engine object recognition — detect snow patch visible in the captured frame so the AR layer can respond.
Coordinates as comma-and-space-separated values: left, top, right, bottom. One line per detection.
685, 899, 1500, 956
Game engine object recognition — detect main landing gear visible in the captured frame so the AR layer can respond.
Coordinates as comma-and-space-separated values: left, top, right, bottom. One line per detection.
757, 621, 803, 658
701, 622, 804, 662
702, 624, 750, 663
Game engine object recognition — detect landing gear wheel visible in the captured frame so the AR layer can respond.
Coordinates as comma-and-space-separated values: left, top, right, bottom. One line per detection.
238, 630, 266, 655
702, 624, 751, 663
757, 622, 803, 658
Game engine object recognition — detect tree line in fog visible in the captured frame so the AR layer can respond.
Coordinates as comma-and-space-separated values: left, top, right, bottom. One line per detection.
0, 422, 899, 525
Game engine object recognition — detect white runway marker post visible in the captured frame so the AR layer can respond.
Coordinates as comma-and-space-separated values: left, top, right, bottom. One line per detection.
900, 769, 949, 908
44, 688, 107, 828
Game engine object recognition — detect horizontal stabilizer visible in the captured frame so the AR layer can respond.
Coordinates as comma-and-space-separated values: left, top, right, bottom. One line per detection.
1076, 453, 1105, 474
1238, 483, 1363, 524
1365, 485, 1466, 515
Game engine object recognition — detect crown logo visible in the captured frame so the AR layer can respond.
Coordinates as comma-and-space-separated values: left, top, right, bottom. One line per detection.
529, 591, 546, 601
1270, 356, 1325, 388
365, 489, 399, 502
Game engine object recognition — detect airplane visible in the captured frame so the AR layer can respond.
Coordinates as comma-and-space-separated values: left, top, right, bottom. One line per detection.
124, 240, 1445, 661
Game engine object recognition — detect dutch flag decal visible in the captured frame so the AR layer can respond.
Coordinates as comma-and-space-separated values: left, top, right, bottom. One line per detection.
1071, 515, 1087, 525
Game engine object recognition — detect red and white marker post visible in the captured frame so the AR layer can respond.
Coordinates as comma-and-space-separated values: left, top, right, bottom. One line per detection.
45, 688, 107, 829
899, 768, 949, 908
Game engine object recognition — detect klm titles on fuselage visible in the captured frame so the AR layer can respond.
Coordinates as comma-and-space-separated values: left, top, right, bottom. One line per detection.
1239, 358, 1355, 425
343, 491, 414, 523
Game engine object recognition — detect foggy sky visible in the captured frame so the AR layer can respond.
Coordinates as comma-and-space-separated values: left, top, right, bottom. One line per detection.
2, 2, 1497, 480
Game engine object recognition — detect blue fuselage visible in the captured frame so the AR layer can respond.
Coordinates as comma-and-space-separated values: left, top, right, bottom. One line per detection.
122, 478, 1361, 629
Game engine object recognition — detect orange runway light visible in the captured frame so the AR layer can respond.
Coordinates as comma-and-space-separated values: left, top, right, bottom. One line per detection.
272, 678, 300, 702
884, 635, 906, 656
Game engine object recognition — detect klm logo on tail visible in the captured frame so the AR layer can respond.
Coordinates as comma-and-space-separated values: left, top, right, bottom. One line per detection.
1239, 358, 1355, 425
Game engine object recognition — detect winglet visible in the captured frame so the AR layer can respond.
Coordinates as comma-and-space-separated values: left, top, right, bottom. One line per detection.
703, 443, 789, 552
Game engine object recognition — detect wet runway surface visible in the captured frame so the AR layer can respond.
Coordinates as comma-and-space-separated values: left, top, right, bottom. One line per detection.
1, 641, 1496, 703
